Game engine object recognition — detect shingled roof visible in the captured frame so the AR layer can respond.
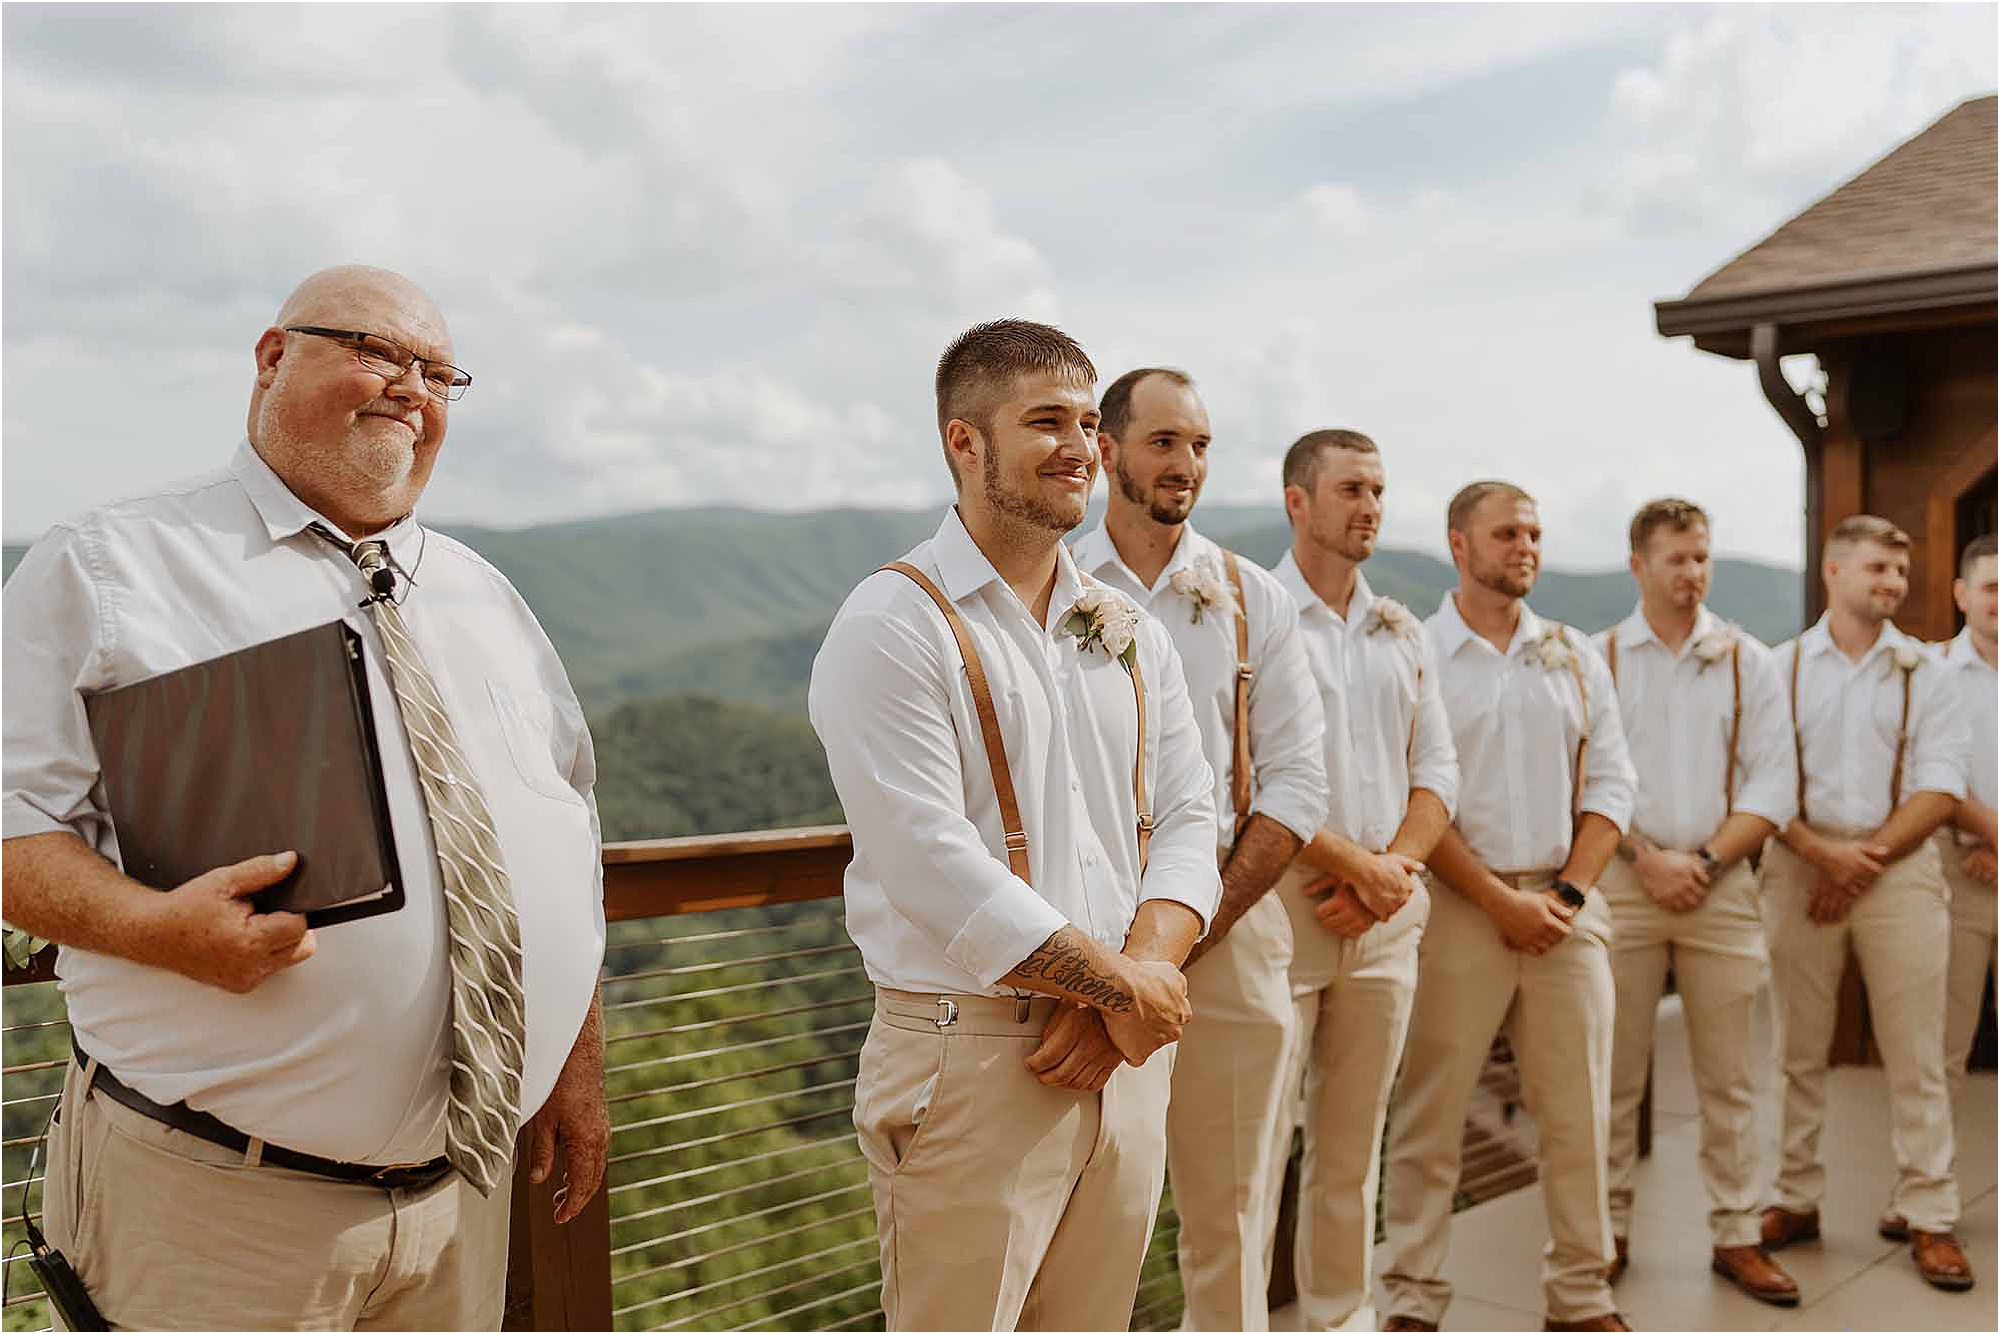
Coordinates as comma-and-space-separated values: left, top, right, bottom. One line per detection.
1656, 95, 1998, 357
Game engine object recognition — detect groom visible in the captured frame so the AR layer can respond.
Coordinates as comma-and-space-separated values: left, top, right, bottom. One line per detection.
809, 319, 1223, 1330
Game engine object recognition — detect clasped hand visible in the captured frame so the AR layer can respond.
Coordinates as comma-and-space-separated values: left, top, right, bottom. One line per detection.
1303, 852, 1424, 939
1633, 845, 1710, 913
1491, 884, 1575, 955
1806, 838, 1891, 923
1026, 957, 1188, 1089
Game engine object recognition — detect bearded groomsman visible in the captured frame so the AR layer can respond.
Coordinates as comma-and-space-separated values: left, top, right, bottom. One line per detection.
1071, 368, 1327, 1330
810, 320, 1224, 1331
1378, 480, 1637, 1333
1759, 515, 1974, 1293
1591, 499, 1799, 1305
1936, 534, 1997, 1104
1257, 429, 1457, 1332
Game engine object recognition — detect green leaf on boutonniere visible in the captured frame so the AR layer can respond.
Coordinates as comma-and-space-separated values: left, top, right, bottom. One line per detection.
1118, 640, 1139, 674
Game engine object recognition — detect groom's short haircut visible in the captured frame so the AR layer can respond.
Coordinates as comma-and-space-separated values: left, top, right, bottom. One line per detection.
1628, 497, 1709, 555
935, 320, 1097, 488
1281, 429, 1378, 495
1447, 479, 1533, 535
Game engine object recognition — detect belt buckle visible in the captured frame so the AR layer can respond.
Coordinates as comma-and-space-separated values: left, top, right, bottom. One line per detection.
368, 1160, 430, 1184
934, 998, 958, 1029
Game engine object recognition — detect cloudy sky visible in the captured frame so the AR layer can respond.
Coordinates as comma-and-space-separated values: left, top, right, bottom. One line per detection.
5, 3, 1993, 568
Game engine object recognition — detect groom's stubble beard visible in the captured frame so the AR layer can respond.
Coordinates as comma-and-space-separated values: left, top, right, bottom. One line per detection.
983, 435, 1083, 536
1469, 546, 1535, 601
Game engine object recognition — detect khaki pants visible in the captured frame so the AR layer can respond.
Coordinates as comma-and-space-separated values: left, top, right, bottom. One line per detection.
1602, 857, 1767, 1249
1763, 835, 1958, 1231
42, 1058, 510, 1330
1379, 873, 1617, 1326
1940, 830, 1997, 1105
1265, 861, 1427, 1332
854, 988, 1174, 1331
1165, 891, 1295, 1331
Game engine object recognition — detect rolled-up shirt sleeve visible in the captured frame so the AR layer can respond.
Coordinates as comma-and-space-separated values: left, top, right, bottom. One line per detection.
1576, 639, 1637, 833
1907, 658, 1970, 802
1243, 589, 1327, 846
1730, 642, 1797, 830
808, 604, 1069, 987
1137, 623, 1223, 930
3, 522, 112, 849
1408, 635, 1459, 820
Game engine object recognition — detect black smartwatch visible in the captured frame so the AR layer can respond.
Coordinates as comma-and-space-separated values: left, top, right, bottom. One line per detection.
1551, 879, 1588, 910
1697, 847, 1722, 877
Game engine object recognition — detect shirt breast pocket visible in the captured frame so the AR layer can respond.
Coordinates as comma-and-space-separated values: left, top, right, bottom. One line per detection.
486, 679, 583, 807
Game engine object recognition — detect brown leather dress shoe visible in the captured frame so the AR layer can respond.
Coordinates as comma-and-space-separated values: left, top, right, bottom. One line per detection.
1912, 1230, 1977, 1291
1542, 1315, 1631, 1332
1605, 1235, 1629, 1284
1880, 1211, 1910, 1242
1711, 1244, 1801, 1307
1382, 1318, 1438, 1332
1759, 1205, 1821, 1250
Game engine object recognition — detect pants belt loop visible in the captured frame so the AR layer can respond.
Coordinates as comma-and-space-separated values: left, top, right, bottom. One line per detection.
243, 1137, 265, 1169
78, 1056, 101, 1108
1014, 993, 1032, 1023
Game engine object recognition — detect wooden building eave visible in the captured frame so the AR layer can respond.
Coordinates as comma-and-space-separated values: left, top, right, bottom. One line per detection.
1653, 259, 1998, 358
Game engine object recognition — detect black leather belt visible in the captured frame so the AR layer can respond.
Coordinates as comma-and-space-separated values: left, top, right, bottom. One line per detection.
72, 1038, 454, 1191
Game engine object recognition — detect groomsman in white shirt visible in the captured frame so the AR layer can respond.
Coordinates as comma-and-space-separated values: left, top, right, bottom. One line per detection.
1378, 480, 1637, 1333
1072, 369, 1328, 1330
810, 320, 1223, 1331
1591, 499, 1799, 1304
1759, 515, 1973, 1293
1259, 429, 1458, 1332
1937, 535, 1997, 1100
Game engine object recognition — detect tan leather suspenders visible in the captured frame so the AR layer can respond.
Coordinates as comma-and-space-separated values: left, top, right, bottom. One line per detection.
1788, 640, 1914, 825
1553, 624, 1590, 818
1607, 629, 1744, 808
1221, 551, 1253, 839
879, 561, 1152, 880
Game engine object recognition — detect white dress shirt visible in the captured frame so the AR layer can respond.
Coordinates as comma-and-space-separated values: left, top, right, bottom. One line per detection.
1775, 615, 1968, 833
1071, 521, 1327, 851
1272, 556, 1458, 850
1592, 605, 1794, 851
1427, 594, 1636, 873
3, 442, 604, 1165
1941, 628, 1997, 815
809, 509, 1221, 996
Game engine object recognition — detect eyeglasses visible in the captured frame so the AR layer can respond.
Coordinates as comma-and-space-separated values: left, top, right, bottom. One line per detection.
284, 326, 473, 402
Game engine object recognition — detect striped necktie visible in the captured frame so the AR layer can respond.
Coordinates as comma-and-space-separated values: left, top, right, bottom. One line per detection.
317, 525, 526, 1195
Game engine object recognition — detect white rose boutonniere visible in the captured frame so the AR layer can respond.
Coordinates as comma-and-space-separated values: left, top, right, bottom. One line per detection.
1062, 588, 1142, 672
1364, 597, 1422, 643
1168, 561, 1234, 625
1892, 642, 1923, 674
1524, 623, 1577, 672
1690, 625, 1736, 673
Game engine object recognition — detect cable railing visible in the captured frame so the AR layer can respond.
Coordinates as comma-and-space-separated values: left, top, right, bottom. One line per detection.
1, 825, 1553, 1331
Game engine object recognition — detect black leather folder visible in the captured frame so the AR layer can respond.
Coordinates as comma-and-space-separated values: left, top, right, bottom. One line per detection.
84, 620, 405, 927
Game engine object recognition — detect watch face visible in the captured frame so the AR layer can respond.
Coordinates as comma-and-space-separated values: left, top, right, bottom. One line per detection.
1555, 882, 1587, 909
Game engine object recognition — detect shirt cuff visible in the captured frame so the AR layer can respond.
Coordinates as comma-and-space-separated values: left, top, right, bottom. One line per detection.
1580, 795, 1634, 836
1411, 773, 1459, 822
1909, 764, 1969, 802
1729, 793, 1795, 832
1248, 788, 1324, 850
943, 888, 1072, 990
2, 793, 84, 843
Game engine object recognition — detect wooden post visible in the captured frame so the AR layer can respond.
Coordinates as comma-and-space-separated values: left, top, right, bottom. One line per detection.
503, 1124, 613, 1330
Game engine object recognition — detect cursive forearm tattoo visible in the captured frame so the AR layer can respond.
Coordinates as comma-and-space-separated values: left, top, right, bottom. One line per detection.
1007, 929, 1135, 1013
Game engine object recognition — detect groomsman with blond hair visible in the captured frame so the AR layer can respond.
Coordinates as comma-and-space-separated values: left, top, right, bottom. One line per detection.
1592, 498, 1799, 1305
1759, 514, 1974, 1294
1259, 428, 1458, 1332
1378, 479, 1636, 1333
1073, 367, 1328, 1330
